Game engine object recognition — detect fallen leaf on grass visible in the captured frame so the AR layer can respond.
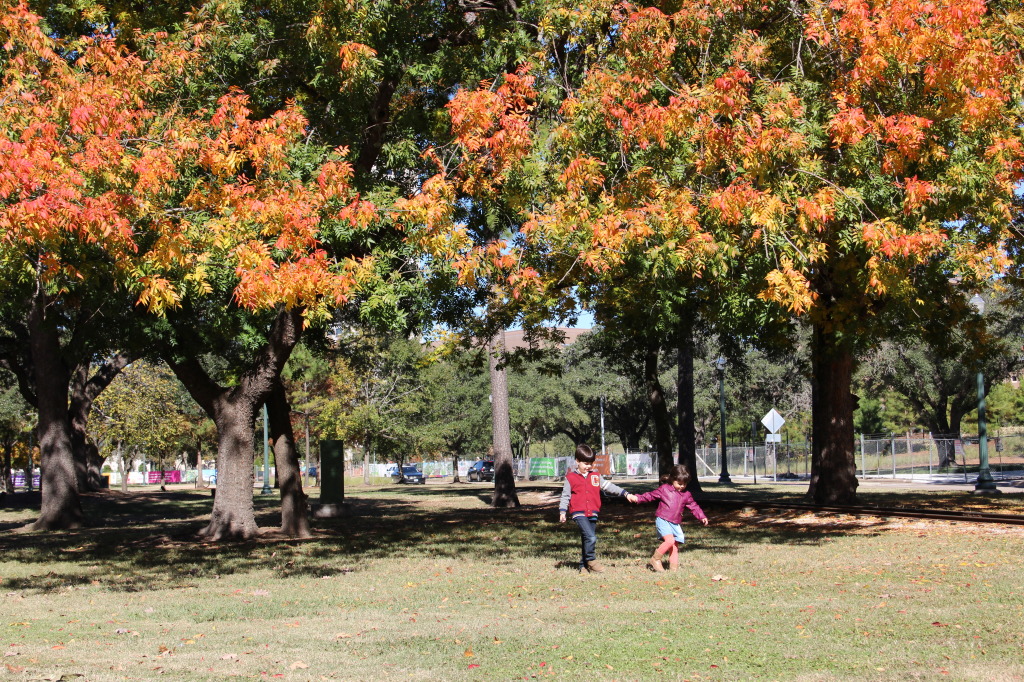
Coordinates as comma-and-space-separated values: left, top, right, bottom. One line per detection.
6, 664, 24, 673
711, 575, 727, 582
464, 648, 474, 658
468, 664, 480, 669
220, 654, 238, 660
335, 633, 353, 639
252, 590, 270, 597
932, 622, 948, 627
290, 661, 309, 670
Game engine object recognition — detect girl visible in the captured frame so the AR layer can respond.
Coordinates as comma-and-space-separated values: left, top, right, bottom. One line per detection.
632, 464, 709, 571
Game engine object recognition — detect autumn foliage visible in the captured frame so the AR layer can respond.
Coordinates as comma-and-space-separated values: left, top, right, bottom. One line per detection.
0, 2, 377, 323
0, 1, 379, 532
403, 0, 1023, 502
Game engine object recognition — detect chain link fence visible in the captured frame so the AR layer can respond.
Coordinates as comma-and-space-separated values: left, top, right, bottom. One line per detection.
691, 432, 1024, 481
324, 433, 1024, 485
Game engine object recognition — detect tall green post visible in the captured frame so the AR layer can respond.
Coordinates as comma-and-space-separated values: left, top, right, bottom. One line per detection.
969, 294, 999, 496
715, 357, 731, 484
974, 370, 999, 494
318, 439, 345, 507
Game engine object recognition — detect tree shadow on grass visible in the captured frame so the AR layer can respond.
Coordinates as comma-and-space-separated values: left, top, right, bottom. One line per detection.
0, 486, 912, 596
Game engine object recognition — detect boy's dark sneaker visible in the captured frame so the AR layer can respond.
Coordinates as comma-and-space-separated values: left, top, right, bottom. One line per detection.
586, 562, 605, 573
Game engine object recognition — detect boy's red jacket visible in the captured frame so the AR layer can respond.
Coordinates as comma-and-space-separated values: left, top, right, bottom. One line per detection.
560, 470, 628, 517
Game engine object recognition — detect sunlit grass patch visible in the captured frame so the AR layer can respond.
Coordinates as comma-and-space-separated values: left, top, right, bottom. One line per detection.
0, 482, 1021, 680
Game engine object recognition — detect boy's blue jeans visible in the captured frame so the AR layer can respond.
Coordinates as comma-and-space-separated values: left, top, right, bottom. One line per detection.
573, 515, 598, 569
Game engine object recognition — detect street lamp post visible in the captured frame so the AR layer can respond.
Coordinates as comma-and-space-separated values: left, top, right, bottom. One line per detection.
969, 294, 1000, 495
261, 403, 273, 495
715, 356, 732, 484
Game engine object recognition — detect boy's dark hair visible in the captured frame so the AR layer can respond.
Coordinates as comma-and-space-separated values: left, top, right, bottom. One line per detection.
660, 464, 691, 487
574, 444, 596, 462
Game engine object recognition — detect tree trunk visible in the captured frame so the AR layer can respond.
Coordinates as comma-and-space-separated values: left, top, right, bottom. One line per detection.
27, 288, 83, 530
2, 442, 13, 493
807, 324, 859, 504
69, 354, 131, 491
644, 343, 674, 477
676, 324, 701, 492
118, 440, 128, 492
167, 307, 304, 541
305, 413, 313, 489
489, 330, 520, 508
452, 452, 460, 483
203, 397, 260, 540
268, 380, 310, 538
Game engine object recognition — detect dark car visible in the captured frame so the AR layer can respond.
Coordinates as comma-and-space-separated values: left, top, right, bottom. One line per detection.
392, 465, 426, 485
466, 460, 494, 482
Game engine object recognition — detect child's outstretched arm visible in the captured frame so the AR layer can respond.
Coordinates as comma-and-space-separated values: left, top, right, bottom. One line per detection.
685, 495, 709, 525
632, 487, 662, 506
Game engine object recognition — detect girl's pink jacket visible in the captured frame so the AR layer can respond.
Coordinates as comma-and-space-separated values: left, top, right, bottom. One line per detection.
635, 484, 707, 524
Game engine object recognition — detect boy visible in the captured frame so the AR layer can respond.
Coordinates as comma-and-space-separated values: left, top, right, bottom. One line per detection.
559, 444, 637, 573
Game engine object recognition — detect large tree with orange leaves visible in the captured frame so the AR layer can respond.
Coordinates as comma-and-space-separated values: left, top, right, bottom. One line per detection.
529, 0, 1023, 502
0, 3, 377, 534
0, 5, 203, 529
407, 0, 1023, 504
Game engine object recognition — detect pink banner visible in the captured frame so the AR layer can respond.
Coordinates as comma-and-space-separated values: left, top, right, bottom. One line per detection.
146, 471, 182, 484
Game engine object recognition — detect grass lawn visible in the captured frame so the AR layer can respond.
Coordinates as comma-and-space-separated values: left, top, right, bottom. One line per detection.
1, 481, 1022, 681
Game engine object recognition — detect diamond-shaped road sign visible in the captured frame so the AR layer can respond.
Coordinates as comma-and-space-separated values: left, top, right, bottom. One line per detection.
761, 408, 785, 434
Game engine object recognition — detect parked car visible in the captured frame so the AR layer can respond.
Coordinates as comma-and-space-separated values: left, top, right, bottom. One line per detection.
392, 465, 426, 484
466, 460, 494, 482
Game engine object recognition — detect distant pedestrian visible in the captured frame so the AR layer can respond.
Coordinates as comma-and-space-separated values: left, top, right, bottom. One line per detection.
558, 444, 637, 573
632, 464, 708, 572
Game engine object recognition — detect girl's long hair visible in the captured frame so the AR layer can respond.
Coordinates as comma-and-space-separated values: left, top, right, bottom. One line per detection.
660, 464, 690, 487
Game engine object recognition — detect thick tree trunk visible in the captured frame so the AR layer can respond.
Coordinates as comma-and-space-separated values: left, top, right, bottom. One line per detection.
676, 324, 701, 492
203, 397, 260, 540
644, 343, 675, 477
167, 307, 304, 541
807, 324, 859, 504
452, 452, 460, 483
268, 381, 310, 538
28, 289, 83, 530
489, 330, 519, 508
